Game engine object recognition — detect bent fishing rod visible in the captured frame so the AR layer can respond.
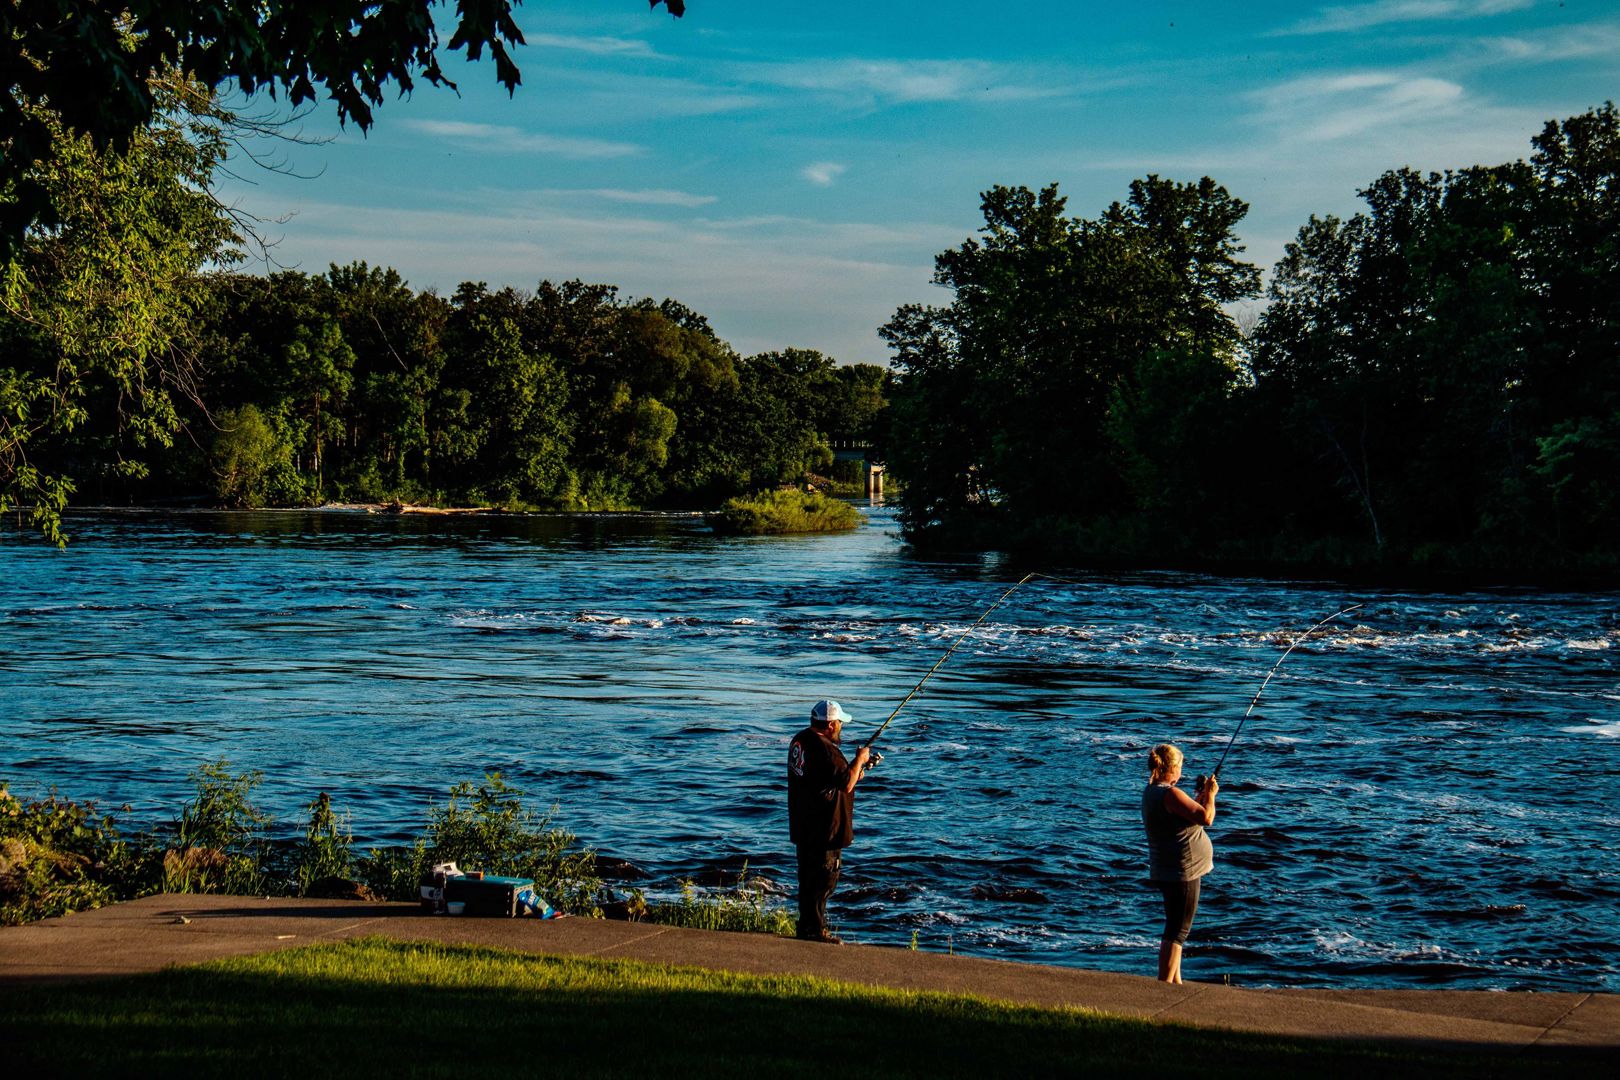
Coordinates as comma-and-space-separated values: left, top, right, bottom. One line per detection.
860, 572, 1086, 760
1205, 602, 1364, 783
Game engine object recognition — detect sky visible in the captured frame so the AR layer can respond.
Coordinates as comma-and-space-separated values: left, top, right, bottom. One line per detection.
213, 0, 1620, 365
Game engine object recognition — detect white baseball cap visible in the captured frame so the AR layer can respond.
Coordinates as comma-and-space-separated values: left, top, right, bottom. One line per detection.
811, 700, 851, 725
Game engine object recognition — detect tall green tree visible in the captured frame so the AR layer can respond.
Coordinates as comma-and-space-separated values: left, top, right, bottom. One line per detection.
1, 77, 239, 541
439, 287, 573, 507
884, 178, 1259, 544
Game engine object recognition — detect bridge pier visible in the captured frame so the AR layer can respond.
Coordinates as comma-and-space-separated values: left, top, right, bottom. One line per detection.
866, 464, 884, 499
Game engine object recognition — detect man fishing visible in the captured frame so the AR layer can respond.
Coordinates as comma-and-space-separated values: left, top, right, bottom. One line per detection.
787, 699, 872, 944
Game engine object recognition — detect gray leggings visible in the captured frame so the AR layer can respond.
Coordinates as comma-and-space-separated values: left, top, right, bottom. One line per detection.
1155, 879, 1201, 945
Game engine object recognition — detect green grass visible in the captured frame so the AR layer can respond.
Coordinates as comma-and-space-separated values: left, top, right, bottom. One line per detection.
0, 938, 1590, 1077
706, 488, 863, 535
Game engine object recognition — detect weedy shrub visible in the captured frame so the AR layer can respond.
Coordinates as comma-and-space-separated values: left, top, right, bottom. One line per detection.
165, 760, 270, 895
357, 774, 602, 914
295, 792, 354, 895
644, 866, 796, 937
705, 489, 863, 535
0, 784, 134, 924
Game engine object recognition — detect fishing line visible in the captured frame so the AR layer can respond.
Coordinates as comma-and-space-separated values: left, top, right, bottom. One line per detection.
1209, 602, 1364, 780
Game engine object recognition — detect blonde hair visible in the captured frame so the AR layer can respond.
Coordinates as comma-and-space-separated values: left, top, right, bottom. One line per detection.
1148, 743, 1183, 784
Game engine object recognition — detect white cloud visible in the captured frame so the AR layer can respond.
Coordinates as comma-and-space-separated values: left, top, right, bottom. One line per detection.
562, 188, 719, 208
734, 58, 1057, 105
402, 120, 641, 159
528, 33, 660, 58
803, 162, 848, 186
1253, 72, 1467, 141
1284, 0, 1534, 35
1476, 20, 1620, 63
585, 188, 717, 207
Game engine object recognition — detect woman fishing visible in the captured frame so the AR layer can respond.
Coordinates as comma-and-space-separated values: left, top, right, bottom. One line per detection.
1143, 744, 1218, 984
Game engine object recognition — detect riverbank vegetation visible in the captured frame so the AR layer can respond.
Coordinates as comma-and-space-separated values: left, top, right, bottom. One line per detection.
1, 937, 1577, 1077
887, 104, 1620, 581
0, 767, 605, 925
705, 488, 864, 535
1, 769, 799, 936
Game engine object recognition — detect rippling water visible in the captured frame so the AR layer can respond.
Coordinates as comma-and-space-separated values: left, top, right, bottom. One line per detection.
3, 507, 1617, 990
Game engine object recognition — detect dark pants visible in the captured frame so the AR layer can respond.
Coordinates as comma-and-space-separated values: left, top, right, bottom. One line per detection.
795, 846, 842, 939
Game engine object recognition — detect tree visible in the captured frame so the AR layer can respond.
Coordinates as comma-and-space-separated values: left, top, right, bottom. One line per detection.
322, 262, 449, 499
209, 404, 299, 508
1249, 103, 1620, 566
0, 1, 687, 258
438, 288, 573, 507
1, 76, 239, 541
283, 318, 354, 496
884, 179, 1259, 544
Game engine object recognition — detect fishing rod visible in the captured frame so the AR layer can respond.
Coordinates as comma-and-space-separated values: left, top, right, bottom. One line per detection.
860, 571, 1081, 758
1205, 602, 1364, 783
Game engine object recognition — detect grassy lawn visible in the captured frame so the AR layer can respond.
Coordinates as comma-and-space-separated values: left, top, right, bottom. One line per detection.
0, 938, 1584, 1077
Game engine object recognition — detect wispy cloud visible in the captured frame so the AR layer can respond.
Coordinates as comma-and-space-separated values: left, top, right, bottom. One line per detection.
402, 120, 641, 159
1283, 0, 1534, 36
1475, 20, 1620, 63
528, 33, 660, 59
802, 162, 848, 186
1253, 71, 1466, 141
735, 58, 1057, 104
554, 188, 718, 208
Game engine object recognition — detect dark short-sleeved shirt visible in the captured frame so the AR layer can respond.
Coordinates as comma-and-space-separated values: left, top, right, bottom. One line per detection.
788, 726, 855, 850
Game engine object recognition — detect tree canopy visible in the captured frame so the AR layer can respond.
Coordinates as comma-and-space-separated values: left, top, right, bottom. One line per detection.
0, 1, 686, 258
1, 75, 239, 542
885, 103, 1620, 580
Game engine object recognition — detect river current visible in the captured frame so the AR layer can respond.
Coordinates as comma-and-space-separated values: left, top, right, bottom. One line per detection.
2, 507, 1617, 991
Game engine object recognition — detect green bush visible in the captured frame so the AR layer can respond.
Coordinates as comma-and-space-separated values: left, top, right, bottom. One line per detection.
643, 867, 796, 937
165, 761, 271, 895
706, 488, 863, 535
0, 784, 134, 924
356, 774, 603, 915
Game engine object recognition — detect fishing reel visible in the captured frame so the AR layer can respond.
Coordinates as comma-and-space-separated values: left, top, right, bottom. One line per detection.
860, 749, 884, 772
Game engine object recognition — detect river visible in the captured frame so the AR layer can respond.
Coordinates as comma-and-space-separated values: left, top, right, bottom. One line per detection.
2, 506, 1616, 990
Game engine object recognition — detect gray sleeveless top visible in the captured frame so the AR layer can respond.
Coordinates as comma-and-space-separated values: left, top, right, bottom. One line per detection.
1142, 782, 1214, 883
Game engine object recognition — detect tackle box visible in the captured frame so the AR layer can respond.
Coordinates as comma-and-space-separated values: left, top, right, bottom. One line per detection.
443, 874, 535, 917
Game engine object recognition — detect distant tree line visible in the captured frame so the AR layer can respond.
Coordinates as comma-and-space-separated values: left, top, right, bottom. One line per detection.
885, 103, 1620, 579
176, 271, 887, 510
0, 80, 888, 523
12, 259, 890, 512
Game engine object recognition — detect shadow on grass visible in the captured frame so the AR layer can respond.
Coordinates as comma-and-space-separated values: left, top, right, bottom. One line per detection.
0, 939, 1602, 1078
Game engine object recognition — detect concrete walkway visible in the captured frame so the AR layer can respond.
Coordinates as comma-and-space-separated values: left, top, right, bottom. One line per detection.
2, 895, 1615, 1056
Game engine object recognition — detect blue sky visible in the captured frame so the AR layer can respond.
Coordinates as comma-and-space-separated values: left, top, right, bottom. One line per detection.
214, 0, 1620, 364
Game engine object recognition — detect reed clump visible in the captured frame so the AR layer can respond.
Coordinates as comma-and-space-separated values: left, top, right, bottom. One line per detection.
637, 867, 796, 936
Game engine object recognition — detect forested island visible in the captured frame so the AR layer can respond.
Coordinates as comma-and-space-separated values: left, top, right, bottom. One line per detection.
888, 102, 1620, 581
3, 84, 1617, 579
